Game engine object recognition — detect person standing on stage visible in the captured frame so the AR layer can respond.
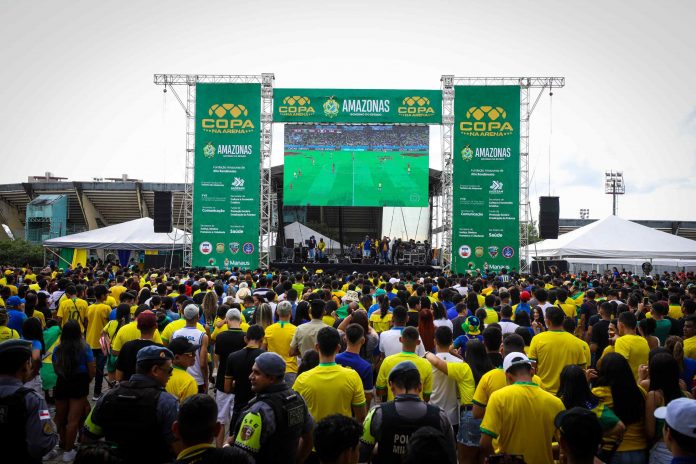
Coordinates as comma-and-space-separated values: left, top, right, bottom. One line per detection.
363, 236, 372, 259
308, 236, 317, 262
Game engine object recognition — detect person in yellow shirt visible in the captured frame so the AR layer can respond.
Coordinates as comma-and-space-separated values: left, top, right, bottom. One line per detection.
0, 308, 20, 342
161, 311, 205, 345
611, 311, 649, 381
376, 326, 433, 402
262, 301, 298, 385
56, 285, 88, 333
528, 306, 586, 394
683, 315, 696, 360
369, 306, 393, 334
554, 288, 578, 319
592, 352, 648, 459
479, 352, 565, 464
293, 326, 366, 423
109, 276, 128, 305
85, 285, 112, 399
482, 295, 499, 324
110, 307, 163, 355
166, 337, 198, 403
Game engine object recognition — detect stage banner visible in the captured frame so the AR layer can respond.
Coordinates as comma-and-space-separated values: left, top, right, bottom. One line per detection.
452, 86, 520, 274
192, 83, 261, 269
273, 89, 442, 124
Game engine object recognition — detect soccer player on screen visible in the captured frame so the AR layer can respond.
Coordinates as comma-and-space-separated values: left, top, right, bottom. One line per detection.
378, 182, 382, 192
298, 169, 302, 177
332, 163, 335, 174
407, 163, 411, 175
293, 171, 297, 179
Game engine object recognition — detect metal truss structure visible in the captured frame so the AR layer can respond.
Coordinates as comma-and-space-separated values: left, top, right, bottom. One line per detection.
153, 74, 275, 268
440, 76, 565, 272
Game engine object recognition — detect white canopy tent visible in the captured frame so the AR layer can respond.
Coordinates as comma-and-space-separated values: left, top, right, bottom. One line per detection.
43, 217, 189, 251
524, 215, 696, 271
284, 221, 341, 250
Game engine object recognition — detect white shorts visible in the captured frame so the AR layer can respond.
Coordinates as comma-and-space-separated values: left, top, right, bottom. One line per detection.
215, 390, 235, 424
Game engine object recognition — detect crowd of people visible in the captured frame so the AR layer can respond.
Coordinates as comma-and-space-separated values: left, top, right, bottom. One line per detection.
1, 263, 696, 463
285, 125, 428, 151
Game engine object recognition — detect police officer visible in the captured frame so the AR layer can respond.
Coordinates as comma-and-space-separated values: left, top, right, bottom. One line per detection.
0, 339, 58, 463
83, 345, 180, 463
231, 352, 314, 463
360, 361, 456, 463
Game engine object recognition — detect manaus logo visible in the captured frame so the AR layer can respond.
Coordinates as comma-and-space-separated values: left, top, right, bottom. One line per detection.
202, 142, 216, 159
398, 95, 435, 117
278, 96, 315, 116
201, 103, 255, 134
323, 97, 340, 118
460, 105, 513, 137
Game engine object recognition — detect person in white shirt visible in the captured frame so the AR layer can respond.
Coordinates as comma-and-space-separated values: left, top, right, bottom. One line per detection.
172, 304, 209, 393
498, 306, 520, 335
379, 306, 426, 357
429, 326, 462, 429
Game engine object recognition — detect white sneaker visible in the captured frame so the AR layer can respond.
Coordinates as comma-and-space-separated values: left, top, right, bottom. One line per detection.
62, 449, 77, 462
42, 449, 61, 460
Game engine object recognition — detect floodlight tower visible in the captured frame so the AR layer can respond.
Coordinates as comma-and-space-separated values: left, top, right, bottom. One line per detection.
579, 208, 589, 219
604, 171, 625, 216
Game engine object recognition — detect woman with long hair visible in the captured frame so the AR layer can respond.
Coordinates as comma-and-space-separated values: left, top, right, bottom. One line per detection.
638, 318, 660, 350
347, 310, 379, 363
137, 287, 151, 307
433, 302, 453, 331
22, 317, 46, 396
664, 335, 696, 390
369, 294, 393, 334
557, 365, 624, 436
102, 303, 131, 384
645, 352, 691, 463
418, 308, 436, 352
201, 291, 218, 335
36, 291, 51, 322
464, 339, 494, 385
531, 306, 547, 334
292, 300, 311, 326
24, 291, 46, 328
52, 320, 95, 461
593, 352, 648, 464
466, 292, 480, 314
255, 303, 274, 330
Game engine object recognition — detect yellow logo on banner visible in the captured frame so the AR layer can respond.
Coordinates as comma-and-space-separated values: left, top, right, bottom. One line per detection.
460, 105, 513, 136
398, 96, 435, 117
278, 96, 315, 116
201, 103, 255, 134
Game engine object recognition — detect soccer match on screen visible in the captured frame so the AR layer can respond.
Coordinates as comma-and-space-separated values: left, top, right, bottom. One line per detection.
283, 125, 429, 207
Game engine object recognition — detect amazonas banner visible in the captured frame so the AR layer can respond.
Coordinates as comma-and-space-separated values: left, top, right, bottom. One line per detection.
274, 89, 442, 124
193, 83, 261, 269
452, 86, 520, 274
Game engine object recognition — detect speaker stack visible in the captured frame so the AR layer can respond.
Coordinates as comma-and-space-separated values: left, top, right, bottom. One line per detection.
539, 196, 559, 239
153, 191, 173, 233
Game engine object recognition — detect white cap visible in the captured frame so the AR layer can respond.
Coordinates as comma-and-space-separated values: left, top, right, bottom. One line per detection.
502, 352, 532, 373
655, 397, 696, 438
389, 278, 399, 284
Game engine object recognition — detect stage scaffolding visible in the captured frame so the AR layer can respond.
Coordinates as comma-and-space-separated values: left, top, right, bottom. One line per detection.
153, 74, 275, 268
440, 76, 565, 273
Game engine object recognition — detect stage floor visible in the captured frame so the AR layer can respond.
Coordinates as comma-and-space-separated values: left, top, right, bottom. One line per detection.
270, 261, 441, 274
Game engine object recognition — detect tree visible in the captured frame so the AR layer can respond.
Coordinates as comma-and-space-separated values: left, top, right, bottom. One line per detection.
521, 221, 541, 245
0, 239, 44, 267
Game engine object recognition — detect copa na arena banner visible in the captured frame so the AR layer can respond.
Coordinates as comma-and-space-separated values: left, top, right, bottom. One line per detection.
452, 86, 520, 274
274, 89, 442, 124
192, 83, 261, 269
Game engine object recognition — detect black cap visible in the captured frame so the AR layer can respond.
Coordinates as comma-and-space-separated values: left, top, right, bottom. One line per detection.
168, 338, 197, 356
136, 345, 174, 364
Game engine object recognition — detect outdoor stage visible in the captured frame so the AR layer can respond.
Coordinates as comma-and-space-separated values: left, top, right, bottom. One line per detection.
270, 262, 441, 274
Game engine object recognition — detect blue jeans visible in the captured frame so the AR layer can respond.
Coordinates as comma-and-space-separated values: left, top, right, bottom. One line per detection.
611, 450, 647, 464
457, 409, 481, 447
92, 349, 106, 396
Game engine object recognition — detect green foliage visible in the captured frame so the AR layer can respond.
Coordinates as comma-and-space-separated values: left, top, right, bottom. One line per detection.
0, 239, 44, 266
522, 221, 542, 245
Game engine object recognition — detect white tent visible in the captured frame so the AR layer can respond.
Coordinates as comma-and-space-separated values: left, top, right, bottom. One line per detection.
43, 218, 189, 251
524, 215, 696, 260
284, 221, 341, 249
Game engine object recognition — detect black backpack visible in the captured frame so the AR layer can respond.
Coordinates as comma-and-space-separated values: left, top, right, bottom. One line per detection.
0, 387, 33, 462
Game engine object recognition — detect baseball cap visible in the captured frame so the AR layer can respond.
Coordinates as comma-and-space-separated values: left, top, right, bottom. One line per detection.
654, 397, 696, 438
0, 339, 32, 359
136, 345, 173, 364
6, 296, 24, 307
136, 310, 158, 331
388, 361, 420, 383
183, 304, 199, 320
554, 407, 602, 443
502, 352, 532, 373
255, 352, 286, 377
520, 291, 531, 301
168, 338, 197, 356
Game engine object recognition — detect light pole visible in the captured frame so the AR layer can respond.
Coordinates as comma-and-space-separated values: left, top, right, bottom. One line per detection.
604, 171, 625, 216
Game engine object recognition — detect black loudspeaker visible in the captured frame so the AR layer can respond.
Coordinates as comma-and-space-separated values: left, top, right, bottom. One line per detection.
539, 196, 560, 239
153, 191, 173, 233
530, 260, 568, 275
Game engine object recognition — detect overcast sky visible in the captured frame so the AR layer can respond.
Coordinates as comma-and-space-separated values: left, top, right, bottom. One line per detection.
2, 0, 695, 241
